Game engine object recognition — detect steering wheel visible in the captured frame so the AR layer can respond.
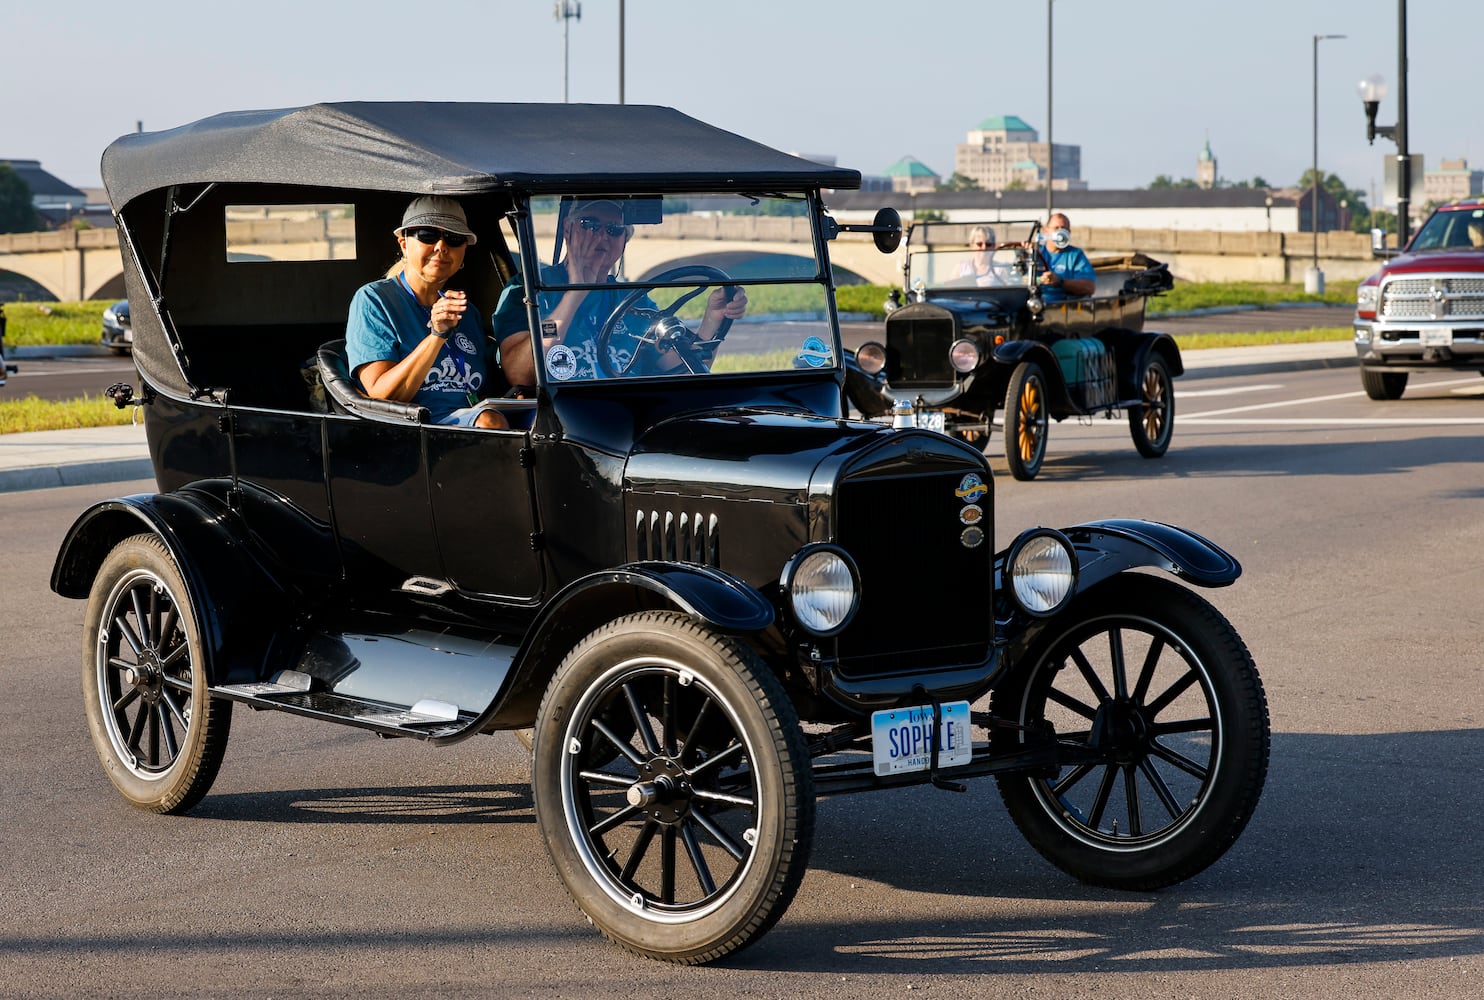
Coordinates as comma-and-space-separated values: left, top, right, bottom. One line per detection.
594, 265, 738, 378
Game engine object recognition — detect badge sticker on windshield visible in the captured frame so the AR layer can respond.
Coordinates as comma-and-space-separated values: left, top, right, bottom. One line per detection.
797, 336, 832, 369
959, 504, 983, 525
960, 526, 985, 549
541, 320, 558, 337
546, 344, 578, 381
955, 473, 988, 504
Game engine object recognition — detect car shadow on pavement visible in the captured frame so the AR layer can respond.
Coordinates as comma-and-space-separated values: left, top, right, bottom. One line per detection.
747, 727, 1484, 974
191, 781, 534, 825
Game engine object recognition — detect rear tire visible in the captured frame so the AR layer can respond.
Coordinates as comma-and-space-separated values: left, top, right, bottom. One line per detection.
82, 533, 230, 814
1360, 368, 1407, 400
532, 612, 813, 964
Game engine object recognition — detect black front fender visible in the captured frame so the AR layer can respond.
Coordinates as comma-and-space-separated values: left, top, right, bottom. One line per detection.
1065, 518, 1241, 590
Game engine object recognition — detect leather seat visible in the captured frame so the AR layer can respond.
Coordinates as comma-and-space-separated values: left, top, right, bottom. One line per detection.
316, 339, 429, 423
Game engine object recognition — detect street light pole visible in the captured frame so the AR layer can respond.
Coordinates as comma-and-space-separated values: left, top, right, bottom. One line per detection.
554, 1, 582, 103
1359, 1, 1411, 248
1045, 0, 1053, 221
1309, 33, 1345, 294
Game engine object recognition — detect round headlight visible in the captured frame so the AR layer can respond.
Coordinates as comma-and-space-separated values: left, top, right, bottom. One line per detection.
1007, 529, 1077, 617
948, 338, 981, 373
857, 341, 886, 375
782, 545, 860, 636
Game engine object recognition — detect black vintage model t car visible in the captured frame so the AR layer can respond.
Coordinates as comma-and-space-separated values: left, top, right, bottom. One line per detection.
51, 103, 1267, 965
845, 219, 1180, 480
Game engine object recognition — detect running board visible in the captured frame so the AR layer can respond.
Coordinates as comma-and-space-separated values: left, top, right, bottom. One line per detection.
215, 678, 474, 739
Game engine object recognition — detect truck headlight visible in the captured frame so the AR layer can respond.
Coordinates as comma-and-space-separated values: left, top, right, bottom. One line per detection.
782, 545, 859, 636
1006, 529, 1077, 617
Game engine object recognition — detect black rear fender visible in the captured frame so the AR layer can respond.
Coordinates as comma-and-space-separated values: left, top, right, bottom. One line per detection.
485, 562, 776, 728
51, 493, 297, 686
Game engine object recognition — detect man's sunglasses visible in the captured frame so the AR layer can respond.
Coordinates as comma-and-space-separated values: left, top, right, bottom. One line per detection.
577, 216, 628, 238
405, 227, 469, 248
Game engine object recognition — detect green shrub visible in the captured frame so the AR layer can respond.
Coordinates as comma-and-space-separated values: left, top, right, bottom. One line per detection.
3, 300, 110, 347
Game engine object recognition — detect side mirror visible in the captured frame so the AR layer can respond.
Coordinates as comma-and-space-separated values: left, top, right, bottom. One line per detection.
823, 207, 904, 254
1369, 227, 1397, 258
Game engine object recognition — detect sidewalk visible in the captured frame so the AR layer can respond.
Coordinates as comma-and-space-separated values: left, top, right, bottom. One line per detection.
0, 342, 1354, 494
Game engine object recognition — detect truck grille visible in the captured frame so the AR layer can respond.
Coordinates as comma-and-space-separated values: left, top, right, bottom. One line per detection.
832, 468, 993, 675
1381, 276, 1484, 321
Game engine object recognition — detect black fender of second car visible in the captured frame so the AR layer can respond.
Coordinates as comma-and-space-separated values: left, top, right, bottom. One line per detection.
990, 338, 1080, 414
1065, 518, 1240, 591
51, 490, 299, 687
1115, 329, 1185, 396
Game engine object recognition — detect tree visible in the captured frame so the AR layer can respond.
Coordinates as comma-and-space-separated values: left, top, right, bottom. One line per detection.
1005, 179, 1027, 191
1297, 169, 1373, 232
0, 164, 40, 234
1148, 175, 1198, 190
937, 173, 980, 192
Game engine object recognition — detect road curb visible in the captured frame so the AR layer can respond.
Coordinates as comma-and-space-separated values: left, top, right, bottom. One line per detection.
1182, 353, 1356, 380
0, 458, 154, 494
10, 344, 118, 359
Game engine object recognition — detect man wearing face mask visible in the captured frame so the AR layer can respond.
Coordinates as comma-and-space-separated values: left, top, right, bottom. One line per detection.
1033, 212, 1096, 302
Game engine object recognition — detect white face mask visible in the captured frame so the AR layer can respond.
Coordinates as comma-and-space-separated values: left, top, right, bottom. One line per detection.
1049, 228, 1071, 250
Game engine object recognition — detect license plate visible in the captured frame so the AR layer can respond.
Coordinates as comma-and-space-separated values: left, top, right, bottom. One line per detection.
871, 701, 972, 776
123, 329, 133, 343
1421, 327, 1452, 347
917, 411, 946, 433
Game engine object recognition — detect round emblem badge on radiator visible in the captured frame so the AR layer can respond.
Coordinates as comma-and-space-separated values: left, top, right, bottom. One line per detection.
954, 473, 988, 504
960, 504, 983, 525
960, 526, 985, 549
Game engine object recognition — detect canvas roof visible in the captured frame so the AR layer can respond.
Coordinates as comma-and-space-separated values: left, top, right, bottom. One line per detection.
101, 102, 861, 209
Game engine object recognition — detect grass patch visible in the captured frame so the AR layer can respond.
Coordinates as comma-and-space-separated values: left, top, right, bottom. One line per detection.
1148, 281, 1355, 316
1174, 327, 1351, 351
3, 300, 110, 347
0, 393, 135, 434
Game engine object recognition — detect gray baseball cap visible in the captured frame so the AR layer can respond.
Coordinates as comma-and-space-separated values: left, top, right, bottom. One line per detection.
396, 196, 477, 245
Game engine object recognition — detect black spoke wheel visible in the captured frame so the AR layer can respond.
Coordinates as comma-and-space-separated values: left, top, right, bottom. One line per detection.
1128, 355, 1175, 458
532, 612, 812, 964
1005, 360, 1049, 481
82, 533, 230, 814
992, 575, 1268, 889
1360, 368, 1408, 400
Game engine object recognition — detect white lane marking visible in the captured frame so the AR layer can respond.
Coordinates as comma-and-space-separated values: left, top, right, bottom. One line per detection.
1185, 376, 1484, 418
1179, 384, 1282, 398
1182, 416, 1484, 426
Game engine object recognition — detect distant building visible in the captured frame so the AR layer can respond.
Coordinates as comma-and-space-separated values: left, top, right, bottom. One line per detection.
882, 155, 940, 194
1270, 186, 1347, 232
1424, 158, 1484, 204
1196, 139, 1217, 190
953, 115, 1085, 192
0, 158, 87, 227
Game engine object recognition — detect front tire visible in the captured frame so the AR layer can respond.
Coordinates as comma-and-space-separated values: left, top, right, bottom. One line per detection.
1129, 356, 1175, 458
1005, 361, 1049, 481
82, 533, 230, 814
532, 612, 813, 964
992, 575, 1268, 889
1361, 368, 1407, 400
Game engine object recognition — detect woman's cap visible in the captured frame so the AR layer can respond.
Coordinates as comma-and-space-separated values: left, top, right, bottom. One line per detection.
397, 196, 477, 246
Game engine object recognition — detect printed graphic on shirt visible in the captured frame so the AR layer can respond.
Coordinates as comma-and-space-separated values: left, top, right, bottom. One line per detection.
421, 351, 483, 396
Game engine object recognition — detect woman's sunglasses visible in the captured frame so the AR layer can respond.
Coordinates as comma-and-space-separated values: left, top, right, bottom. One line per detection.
577, 216, 628, 238
405, 227, 469, 248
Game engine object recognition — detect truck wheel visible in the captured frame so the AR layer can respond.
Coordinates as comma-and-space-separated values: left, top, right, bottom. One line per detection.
82, 533, 230, 814
1005, 361, 1049, 481
1128, 356, 1175, 458
532, 611, 813, 964
1360, 368, 1407, 400
992, 575, 1268, 889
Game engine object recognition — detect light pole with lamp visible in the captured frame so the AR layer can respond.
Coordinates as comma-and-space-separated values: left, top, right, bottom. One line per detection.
1045, 0, 1054, 221
1308, 32, 1345, 294
554, 1, 582, 103
1359, 0, 1411, 248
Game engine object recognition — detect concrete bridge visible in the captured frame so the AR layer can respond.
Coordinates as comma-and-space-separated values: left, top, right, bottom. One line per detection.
0, 214, 1382, 303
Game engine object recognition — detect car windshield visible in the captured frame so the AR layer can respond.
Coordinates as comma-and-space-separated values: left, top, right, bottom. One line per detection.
513, 193, 841, 383
1409, 207, 1484, 251
905, 220, 1040, 291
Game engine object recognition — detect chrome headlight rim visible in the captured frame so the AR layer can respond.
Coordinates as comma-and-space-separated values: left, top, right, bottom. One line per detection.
856, 341, 887, 375
780, 543, 861, 638
948, 338, 981, 373
1005, 528, 1078, 618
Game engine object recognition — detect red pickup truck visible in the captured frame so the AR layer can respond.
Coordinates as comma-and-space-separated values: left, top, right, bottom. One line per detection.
1354, 198, 1484, 398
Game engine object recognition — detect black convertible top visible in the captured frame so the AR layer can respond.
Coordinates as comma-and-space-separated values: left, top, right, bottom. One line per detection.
101, 102, 861, 208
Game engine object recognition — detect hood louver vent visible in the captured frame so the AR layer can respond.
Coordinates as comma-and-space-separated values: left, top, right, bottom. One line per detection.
635, 509, 721, 566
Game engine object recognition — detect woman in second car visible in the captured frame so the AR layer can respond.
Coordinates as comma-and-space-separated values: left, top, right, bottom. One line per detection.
346, 196, 506, 428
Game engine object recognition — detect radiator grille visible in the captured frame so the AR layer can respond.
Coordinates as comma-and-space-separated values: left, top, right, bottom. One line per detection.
1381, 276, 1484, 321
890, 315, 956, 386
832, 468, 993, 675
634, 508, 720, 566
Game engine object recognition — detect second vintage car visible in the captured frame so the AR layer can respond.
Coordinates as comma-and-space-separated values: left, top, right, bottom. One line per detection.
846, 219, 1179, 480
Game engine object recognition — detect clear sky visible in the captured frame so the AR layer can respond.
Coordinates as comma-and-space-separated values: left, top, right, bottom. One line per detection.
2, 0, 1474, 208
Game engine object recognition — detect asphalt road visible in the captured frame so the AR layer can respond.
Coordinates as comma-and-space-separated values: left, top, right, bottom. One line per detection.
3, 363, 1481, 998
1, 352, 137, 402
